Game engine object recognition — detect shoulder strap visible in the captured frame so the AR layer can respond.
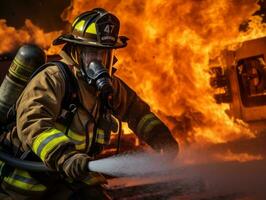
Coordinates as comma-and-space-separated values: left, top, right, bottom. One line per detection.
30, 61, 79, 109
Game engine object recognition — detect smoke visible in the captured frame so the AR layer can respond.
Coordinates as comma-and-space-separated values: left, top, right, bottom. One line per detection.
0, 0, 70, 31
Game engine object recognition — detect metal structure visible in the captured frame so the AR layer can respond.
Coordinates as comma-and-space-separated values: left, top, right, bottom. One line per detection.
210, 36, 266, 132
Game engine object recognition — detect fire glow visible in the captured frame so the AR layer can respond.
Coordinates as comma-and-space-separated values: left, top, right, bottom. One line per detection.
0, 19, 61, 55
1, 0, 266, 162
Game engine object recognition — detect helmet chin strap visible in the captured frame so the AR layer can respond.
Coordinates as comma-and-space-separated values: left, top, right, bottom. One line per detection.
69, 44, 82, 66
106, 50, 114, 76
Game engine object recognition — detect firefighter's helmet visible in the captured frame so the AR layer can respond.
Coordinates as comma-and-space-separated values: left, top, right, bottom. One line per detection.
53, 8, 128, 49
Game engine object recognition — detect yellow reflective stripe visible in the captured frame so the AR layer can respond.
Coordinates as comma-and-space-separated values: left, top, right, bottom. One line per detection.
55, 123, 87, 150
85, 22, 96, 34
96, 129, 104, 136
32, 129, 62, 153
88, 131, 93, 148
40, 136, 69, 161
55, 123, 85, 142
0, 160, 5, 172
13, 58, 33, 72
4, 169, 46, 192
32, 129, 70, 161
76, 143, 86, 150
143, 119, 162, 133
96, 138, 105, 144
96, 129, 105, 144
74, 20, 85, 32
68, 129, 85, 142
9, 62, 28, 82
137, 113, 157, 133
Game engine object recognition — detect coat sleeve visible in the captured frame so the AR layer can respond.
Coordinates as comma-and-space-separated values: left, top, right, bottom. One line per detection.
16, 66, 77, 170
112, 76, 179, 154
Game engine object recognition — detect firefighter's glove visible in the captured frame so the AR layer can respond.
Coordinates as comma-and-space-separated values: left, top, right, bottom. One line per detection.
63, 153, 92, 180
146, 126, 179, 160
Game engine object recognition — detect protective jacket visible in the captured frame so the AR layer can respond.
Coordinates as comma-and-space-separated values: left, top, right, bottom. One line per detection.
0, 50, 178, 199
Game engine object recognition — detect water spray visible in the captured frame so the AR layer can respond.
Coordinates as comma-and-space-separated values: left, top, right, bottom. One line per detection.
88, 151, 177, 177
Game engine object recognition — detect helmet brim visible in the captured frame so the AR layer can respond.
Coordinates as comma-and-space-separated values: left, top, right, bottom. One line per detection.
53, 34, 128, 49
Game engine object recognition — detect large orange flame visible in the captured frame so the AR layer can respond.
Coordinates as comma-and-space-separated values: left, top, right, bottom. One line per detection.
0, 19, 61, 54
1, 1, 266, 150
62, 0, 265, 145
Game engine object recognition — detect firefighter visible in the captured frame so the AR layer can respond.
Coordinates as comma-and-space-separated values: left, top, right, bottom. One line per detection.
0, 8, 179, 200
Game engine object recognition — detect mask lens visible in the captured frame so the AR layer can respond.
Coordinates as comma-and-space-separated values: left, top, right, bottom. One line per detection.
81, 47, 114, 67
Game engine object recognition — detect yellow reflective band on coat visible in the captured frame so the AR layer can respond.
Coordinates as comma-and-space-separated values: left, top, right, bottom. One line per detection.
96, 129, 105, 144
4, 169, 46, 192
137, 113, 163, 139
0, 160, 5, 173
68, 129, 86, 150
55, 123, 87, 151
32, 128, 70, 161
143, 120, 162, 134
137, 113, 157, 133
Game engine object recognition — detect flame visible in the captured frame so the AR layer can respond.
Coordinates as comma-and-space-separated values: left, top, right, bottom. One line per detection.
62, 0, 264, 145
0, 19, 61, 54
214, 150, 264, 163
1, 0, 266, 146
178, 147, 264, 165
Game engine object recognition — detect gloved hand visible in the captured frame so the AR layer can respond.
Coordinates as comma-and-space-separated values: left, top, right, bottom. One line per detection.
146, 126, 179, 160
62, 153, 92, 180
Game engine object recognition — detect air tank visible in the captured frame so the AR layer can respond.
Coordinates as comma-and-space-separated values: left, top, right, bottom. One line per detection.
0, 44, 46, 123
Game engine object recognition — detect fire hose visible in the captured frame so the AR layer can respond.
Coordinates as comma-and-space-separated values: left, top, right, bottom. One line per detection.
0, 149, 51, 172
0, 121, 122, 173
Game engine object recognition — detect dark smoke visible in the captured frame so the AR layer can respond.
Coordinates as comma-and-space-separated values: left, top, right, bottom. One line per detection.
0, 0, 70, 31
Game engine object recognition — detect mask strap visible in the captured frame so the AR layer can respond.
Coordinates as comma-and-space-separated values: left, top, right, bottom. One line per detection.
70, 45, 80, 65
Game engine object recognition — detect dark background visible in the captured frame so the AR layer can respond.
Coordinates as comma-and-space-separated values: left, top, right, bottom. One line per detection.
0, 0, 70, 31
256, 0, 266, 20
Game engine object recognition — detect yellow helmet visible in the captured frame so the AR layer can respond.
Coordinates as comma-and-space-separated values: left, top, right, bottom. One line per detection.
53, 8, 128, 49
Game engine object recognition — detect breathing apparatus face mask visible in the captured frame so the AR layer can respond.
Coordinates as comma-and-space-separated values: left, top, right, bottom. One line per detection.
79, 46, 114, 108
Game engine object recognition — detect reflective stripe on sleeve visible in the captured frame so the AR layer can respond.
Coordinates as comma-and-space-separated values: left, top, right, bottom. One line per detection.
143, 119, 162, 134
32, 128, 70, 161
137, 113, 163, 134
68, 130, 84, 142
96, 129, 105, 144
0, 160, 5, 175
55, 123, 87, 150
137, 113, 157, 133
4, 169, 46, 192
67, 129, 86, 150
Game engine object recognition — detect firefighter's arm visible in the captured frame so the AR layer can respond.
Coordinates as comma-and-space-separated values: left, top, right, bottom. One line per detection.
112, 77, 179, 155
16, 66, 89, 179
